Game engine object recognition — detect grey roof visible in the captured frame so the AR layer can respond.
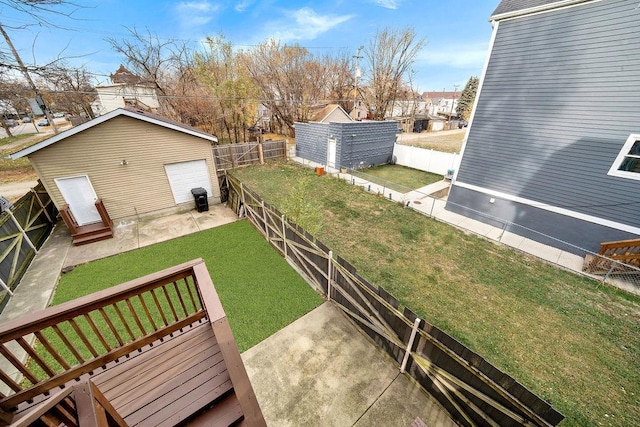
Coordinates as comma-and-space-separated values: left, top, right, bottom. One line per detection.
491, 0, 586, 17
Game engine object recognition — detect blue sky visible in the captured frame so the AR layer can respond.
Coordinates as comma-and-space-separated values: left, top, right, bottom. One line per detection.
1, 0, 499, 93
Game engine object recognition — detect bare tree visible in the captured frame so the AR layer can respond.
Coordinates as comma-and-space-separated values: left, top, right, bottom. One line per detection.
362, 27, 425, 120
106, 27, 190, 116
38, 62, 96, 118
323, 51, 353, 114
243, 40, 327, 135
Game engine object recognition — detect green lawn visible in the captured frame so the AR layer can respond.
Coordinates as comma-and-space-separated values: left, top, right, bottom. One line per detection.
231, 161, 640, 427
52, 220, 323, 352
351, 164, 442, 193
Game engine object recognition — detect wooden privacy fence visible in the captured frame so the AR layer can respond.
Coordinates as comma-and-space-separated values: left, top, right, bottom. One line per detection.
226, 173, 564, 427
0, 182, 57, 311
212, 140, 286, 170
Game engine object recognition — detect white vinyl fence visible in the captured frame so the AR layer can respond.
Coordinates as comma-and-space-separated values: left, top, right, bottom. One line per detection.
393, 144, 461, 176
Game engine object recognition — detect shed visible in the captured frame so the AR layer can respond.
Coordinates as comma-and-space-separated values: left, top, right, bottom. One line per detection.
11, 108, 221, 243
295, 120, 399, 170
446, 0, 640, 253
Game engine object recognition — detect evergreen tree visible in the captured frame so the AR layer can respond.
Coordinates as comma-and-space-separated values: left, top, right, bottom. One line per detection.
456, 76, 479, 120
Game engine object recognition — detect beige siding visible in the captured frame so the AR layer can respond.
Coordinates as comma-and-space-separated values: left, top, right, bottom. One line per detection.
29, 116, 220, 220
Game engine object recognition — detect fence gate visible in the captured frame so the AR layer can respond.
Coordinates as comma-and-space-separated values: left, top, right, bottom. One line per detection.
0, 182, 58, 312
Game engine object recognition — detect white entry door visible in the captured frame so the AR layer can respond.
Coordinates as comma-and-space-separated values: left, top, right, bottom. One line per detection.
327, 138, 337, 169
55, 175, 101, 226
164, 160, 214, 204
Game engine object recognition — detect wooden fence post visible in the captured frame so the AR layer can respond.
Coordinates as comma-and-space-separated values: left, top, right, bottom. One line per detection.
281, 214, 287, 258
327, 250, 333, 301
262, 201, 269, 240
401, 317, 421, 373
0, 277, 13, 296
6, 209, 37, 252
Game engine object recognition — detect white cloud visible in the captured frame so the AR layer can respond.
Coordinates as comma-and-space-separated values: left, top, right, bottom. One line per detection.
234, 0, 252, 13
175, 1, 220, 27
269, 7, 354, 42
373, 0, 400, 9
418, 42, 489, 68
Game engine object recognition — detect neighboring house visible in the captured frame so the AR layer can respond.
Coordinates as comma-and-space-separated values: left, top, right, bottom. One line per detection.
92, 66, 159, 116
309, 103, 353, 124
422, 91, 459, 118
447, 0, 640, 253
295, 110, 398, 169
11, 108, 220, 228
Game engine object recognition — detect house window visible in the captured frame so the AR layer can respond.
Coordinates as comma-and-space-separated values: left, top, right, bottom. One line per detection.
608, 134, 640, 180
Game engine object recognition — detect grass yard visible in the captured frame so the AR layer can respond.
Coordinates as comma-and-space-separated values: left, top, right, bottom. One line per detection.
398, 129, 465, 153
0, 134, 43, 183
232, 161, 640, 427
52, 220, 322, 352
352, 164, 442, 193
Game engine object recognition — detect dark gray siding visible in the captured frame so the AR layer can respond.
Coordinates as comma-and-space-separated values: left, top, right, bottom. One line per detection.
452, 0, 640, 236
448, 185, 637, 253
295, 122, 329, 165
295, 121, 397, 168
333, 121, 397, 169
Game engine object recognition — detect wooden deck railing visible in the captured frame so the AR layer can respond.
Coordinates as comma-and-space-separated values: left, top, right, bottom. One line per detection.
0, 259, 265, 426
585, 238, 640, 274
597, 238, 640, 267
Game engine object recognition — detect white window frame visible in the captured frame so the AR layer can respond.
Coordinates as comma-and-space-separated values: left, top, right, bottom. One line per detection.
608, 134, 640, 181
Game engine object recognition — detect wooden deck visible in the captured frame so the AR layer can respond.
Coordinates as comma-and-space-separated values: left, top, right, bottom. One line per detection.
0, 259, 265, 426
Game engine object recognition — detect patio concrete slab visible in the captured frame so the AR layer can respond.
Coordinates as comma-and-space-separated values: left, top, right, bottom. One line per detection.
242, 302, 453, 427
64, 204, 238, 268
353, 374, 455, 427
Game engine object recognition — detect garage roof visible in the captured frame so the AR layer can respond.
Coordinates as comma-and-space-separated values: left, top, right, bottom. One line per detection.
11, 108, 218, 159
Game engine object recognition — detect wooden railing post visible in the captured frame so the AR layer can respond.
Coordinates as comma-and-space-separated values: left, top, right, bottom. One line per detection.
327, 250, 333, 301
401, 317, 421, 373
59, 205, 79, 235
95, 199, 113, 228
281, 214, 287, 258
261, 201, 269, 240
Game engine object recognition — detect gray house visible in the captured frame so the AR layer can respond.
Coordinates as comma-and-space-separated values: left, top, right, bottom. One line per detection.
295, 104, 398, 169
446, 0, 640, 253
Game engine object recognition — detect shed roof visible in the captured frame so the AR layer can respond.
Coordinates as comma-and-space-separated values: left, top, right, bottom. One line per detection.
491, 0, 593, 19
11, 108, 218, 159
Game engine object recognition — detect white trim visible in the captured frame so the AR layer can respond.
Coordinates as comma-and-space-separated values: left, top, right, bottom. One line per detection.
607, 134, 640, 181
453, 181, 640, 235
11, 108, 218, 159
491, 0, 599, 22
452, 19, 500, 184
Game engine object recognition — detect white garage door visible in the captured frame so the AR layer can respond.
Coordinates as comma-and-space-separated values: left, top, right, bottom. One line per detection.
164, 160, 214, 204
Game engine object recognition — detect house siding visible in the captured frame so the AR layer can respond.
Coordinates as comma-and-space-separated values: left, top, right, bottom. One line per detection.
295, 122, 330, 165
449, 0, 640, 250
295, 121, 397, 168
29, 115, 219, 220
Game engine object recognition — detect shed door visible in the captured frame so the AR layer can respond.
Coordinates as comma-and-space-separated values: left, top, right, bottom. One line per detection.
55, 175, 101, 226
327, 138, 337, 169
165, 160, 213, 204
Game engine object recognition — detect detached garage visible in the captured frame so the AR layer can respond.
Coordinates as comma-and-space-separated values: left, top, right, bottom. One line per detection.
11, 108, 221, 243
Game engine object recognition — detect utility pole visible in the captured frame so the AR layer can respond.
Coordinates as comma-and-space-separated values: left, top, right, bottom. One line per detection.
0, 22, 58, 134
352, 46, 363, 120
449, 84, 459, 129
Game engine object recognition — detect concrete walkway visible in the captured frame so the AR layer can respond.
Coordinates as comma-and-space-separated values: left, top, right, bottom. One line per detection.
242, 303, 454, 427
